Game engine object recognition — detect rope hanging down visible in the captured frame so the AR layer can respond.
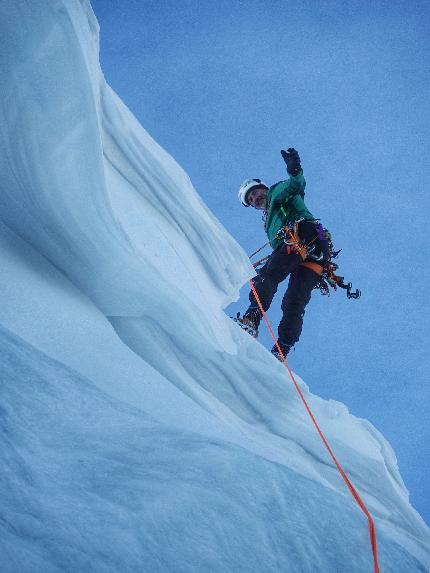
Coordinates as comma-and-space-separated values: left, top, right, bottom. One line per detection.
249, 279, 379, 573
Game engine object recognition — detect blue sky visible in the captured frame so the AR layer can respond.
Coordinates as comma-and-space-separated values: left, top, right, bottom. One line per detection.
91, 0, 430, 524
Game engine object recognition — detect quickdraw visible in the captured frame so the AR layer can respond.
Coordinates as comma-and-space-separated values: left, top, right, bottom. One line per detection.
314, 229, 361, 299
320, 262, 361, 299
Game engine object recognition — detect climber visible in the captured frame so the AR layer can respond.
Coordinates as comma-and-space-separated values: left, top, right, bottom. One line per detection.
237, 148, 330, 360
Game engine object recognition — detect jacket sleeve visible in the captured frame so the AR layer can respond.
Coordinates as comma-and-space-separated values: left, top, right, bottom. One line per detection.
270, 171, 306, 205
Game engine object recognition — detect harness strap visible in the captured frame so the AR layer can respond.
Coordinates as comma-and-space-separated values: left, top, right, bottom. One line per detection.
301, 261, 323, 275
281, 222, 315, 262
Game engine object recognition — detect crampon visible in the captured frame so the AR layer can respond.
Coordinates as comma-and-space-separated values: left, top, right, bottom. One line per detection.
232, 312, 259, 338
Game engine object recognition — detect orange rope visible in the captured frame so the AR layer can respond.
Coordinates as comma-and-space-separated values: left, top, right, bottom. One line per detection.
249, 279, 380, 573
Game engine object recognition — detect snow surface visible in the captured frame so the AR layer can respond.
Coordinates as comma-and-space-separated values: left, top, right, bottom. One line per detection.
0, 1, 429, 571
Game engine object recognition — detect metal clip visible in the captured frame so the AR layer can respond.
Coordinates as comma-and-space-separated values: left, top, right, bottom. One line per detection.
346, 283, 361, 299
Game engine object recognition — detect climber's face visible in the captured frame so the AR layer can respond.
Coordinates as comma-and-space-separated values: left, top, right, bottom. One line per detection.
247, 186, 267, 210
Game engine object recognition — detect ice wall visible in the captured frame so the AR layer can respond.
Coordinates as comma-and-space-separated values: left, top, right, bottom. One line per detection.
0, 1, 429, 571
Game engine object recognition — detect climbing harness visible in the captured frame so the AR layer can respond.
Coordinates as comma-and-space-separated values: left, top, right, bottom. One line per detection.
250, 220, 361, 300
277, 220, 309, 261
248, 280, 379, 573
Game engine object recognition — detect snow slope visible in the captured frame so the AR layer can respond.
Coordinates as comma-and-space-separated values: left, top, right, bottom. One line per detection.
0, 1, 429, 571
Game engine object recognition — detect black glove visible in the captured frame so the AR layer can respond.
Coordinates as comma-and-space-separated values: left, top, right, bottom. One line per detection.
281, 148, 302, 176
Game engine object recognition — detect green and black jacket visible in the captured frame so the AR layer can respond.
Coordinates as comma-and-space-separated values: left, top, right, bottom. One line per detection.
265, 171, 315, 249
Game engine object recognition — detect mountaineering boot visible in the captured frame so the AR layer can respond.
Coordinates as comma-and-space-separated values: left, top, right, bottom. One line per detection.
271, 341, 292, 362
234, 307, 262, 338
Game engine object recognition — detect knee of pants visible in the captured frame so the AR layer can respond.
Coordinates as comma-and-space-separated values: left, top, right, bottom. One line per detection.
282, 267, 321, 309
281, 288, 312, 313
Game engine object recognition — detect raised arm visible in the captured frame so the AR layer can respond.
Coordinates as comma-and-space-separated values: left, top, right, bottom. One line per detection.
281, 148, 302, 176
269, 148, 306, 204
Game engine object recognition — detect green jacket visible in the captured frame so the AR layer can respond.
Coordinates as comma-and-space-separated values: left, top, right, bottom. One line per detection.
265, 171, 315, 248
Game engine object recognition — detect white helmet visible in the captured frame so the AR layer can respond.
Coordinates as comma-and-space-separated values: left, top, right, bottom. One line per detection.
238, 178, 268, 207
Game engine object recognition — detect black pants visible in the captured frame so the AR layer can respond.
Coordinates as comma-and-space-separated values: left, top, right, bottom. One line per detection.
249, 221, 328, 348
